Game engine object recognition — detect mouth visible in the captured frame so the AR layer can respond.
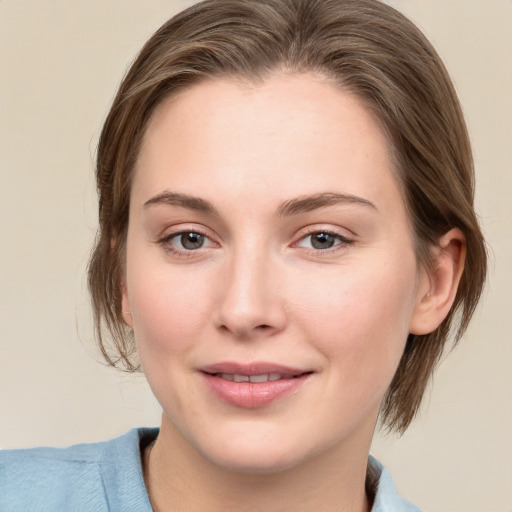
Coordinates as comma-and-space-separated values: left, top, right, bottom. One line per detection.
199, 362, 314, 409
206, 372, 306, 383
200, 362, 312, 381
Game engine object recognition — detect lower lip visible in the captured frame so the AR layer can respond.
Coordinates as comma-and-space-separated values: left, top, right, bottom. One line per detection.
201, 373, 311, 409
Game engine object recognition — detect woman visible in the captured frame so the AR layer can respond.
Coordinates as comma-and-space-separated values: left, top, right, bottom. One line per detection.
0, 0, 487, 510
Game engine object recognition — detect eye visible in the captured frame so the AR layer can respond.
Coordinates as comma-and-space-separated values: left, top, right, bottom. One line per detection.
169, 232, 211, 250
174, 232, 205, 250
159, 230, 217, 255
296, 231, 352, 251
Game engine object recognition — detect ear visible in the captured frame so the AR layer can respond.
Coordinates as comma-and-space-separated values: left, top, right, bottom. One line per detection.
409, 228, 466, 335
121, 280, 134, 329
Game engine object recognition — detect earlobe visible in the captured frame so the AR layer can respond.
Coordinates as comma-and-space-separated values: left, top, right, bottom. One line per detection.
121, 280, 134, 328
409, 228, 466, 335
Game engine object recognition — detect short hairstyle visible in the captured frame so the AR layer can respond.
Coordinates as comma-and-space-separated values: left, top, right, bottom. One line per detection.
88, 0, 487, 433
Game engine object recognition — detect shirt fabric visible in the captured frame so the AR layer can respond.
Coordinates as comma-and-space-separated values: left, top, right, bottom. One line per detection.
0, 428, 421, 511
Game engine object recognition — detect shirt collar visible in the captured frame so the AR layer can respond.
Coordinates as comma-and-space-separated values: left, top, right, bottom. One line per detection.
369, 456, 422, 511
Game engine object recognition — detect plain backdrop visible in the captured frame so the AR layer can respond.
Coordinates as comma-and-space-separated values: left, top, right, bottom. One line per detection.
0, 1, 510, 511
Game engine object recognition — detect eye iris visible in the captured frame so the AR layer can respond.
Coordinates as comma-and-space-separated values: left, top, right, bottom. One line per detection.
181, 232, 204, 250
311, 232, 336, 249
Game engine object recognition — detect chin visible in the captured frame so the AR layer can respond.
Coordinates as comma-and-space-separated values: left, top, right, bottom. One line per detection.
202, 443, 306, 475
188, 421, 338, 476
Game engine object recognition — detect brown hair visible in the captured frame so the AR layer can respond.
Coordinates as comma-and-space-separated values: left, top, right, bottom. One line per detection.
88, 0, 487, 433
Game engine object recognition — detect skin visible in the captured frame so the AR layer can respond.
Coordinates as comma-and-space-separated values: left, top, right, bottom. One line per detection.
122, 73, 464, 511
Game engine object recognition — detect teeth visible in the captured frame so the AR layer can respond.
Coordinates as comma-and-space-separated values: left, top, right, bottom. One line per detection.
249, 374, 268, 383
218, 373, 289, 382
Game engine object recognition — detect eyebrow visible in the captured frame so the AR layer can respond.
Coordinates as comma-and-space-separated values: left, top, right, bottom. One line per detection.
144, 192, 217, 214
277, 192, 377, 216
143, 191, 376, 216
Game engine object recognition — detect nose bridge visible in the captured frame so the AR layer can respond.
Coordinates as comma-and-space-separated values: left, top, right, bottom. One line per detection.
216, 241, 285, 338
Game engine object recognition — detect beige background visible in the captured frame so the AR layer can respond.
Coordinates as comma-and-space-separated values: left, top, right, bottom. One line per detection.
0, 1, 510, 510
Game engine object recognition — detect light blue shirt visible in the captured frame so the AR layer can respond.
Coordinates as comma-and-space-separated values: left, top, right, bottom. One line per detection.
0, 428, 421, 511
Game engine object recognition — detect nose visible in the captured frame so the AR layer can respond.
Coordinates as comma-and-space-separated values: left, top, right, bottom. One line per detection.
215, 251, 287, 340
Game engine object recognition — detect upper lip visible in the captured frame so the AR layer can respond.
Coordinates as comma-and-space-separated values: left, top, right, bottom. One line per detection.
199, 362, 311, 376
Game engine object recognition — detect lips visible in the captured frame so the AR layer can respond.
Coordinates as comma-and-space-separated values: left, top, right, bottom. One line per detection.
199, 362, 313, 409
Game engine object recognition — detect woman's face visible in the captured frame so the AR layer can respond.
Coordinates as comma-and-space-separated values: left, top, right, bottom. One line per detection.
123, 73, 430, 472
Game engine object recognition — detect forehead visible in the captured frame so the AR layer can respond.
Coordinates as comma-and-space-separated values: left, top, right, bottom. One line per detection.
133, 73, 403, 218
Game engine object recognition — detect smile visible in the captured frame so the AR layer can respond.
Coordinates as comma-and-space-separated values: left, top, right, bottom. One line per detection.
199, 363, 313, 409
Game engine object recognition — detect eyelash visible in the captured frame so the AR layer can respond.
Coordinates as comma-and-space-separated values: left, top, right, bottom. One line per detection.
157, 228, 354, 257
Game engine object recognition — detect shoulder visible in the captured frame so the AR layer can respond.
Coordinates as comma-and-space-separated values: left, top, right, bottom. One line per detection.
0, 438, 107, 512
369, 456, 422, 512
0, 427, 158, 512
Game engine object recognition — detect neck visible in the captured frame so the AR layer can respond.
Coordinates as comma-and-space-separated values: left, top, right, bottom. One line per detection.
143, 416, 373, 512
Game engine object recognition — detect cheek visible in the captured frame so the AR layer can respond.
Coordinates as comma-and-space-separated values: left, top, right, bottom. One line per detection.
290, 257, 417, 386
126, 262, 215, 418
126, 260, 213, 357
